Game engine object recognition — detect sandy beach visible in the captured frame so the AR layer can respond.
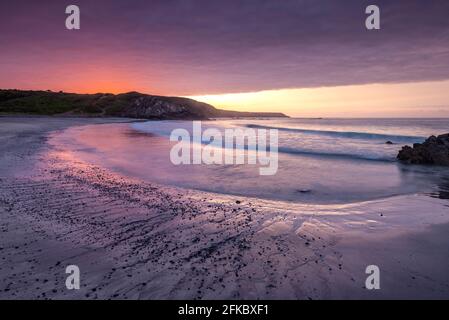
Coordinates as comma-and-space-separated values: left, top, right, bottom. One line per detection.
1, 116, 449, 300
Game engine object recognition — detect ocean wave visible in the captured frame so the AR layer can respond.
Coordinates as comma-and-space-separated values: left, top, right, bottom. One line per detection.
246, 124, 425, 143
277, 147, 395, 162
131, 122, 397, 162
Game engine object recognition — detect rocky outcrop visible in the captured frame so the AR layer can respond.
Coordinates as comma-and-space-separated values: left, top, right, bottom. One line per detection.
397, 134, 449, 166
120, 93, 288, 119
120, 95, 218, 119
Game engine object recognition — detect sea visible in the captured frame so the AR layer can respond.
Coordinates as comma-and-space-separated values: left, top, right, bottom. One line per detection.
53, 118, 449, 204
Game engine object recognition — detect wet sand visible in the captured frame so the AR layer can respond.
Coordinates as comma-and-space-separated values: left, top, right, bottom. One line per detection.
1, 116, 449, 299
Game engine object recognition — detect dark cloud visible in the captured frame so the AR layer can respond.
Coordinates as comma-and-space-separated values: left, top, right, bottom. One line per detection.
1, 0, 448, 94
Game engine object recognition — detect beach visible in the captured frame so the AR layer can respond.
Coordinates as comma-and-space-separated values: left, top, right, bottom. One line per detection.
1, 116, 449, 299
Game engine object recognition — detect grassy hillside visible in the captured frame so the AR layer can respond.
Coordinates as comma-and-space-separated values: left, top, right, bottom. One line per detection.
0, 89, 288, 119
0, 90, 137, 115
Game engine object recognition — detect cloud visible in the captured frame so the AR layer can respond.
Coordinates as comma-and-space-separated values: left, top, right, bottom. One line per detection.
1, 0, 448, 95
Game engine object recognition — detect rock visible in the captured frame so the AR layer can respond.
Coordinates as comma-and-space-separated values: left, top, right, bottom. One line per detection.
397, 133, 449, 166
385, 141, 394, 145
121, 94, 217, 119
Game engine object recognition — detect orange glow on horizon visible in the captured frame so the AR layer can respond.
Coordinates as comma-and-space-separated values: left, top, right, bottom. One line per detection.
8, 75, 449, 118
188, 80, 449, 118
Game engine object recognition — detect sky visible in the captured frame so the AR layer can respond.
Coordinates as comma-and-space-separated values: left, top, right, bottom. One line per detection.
1, 0, 449, 117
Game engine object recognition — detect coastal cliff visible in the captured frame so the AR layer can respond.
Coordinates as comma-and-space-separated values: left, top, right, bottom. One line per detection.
0, 89, 288, 120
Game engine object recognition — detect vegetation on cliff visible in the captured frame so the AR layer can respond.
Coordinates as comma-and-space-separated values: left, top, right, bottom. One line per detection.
0, 90, 288, 119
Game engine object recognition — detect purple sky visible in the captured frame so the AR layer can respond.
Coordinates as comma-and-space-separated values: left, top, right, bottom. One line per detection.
1, 0, 448, 95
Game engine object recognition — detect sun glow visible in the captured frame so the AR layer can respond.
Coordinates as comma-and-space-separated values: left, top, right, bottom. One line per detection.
189, 80, 449, 118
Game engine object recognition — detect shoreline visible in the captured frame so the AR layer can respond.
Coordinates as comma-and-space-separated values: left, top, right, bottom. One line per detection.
1, 116, 449, 299
53, 119, 447, 205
